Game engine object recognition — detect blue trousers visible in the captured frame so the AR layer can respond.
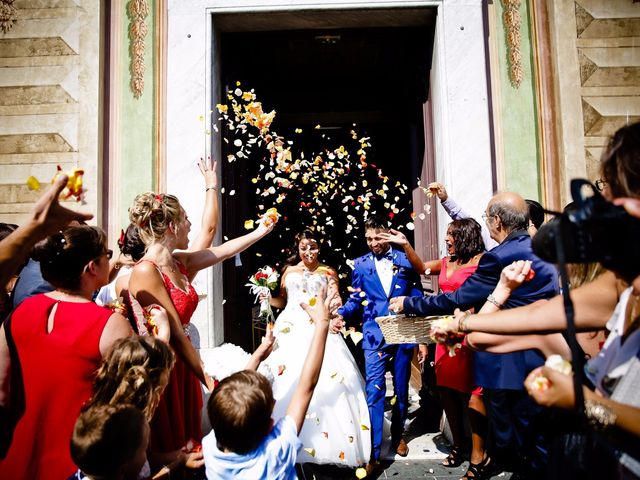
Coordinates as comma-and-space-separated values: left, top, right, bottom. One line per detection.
364, 344, 414, 460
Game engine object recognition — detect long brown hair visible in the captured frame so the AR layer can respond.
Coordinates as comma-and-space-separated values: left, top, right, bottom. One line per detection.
85, 336, 175, 420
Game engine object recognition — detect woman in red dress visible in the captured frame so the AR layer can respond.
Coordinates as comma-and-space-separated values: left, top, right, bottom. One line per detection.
379, 218, 487, 479
127, 192, 275, 467
0, 226, 132, 479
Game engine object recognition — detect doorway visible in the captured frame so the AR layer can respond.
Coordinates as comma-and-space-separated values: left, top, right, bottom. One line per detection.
214, 9, 437, 349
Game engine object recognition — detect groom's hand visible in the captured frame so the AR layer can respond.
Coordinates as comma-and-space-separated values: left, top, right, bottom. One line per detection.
389, 296, 405, 314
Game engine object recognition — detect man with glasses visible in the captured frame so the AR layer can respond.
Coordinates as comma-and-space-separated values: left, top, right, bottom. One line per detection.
390, 192, 559, 479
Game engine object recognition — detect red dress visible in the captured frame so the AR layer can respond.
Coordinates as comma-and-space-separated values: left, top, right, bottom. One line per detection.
0, 294, 112, 479
144, 260, 202, 453
435, 257, 480, 394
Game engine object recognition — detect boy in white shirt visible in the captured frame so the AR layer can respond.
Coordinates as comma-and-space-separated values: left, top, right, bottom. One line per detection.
203, 290, 331, 479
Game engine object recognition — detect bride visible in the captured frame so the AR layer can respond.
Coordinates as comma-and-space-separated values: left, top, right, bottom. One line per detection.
262, 230, 371, 467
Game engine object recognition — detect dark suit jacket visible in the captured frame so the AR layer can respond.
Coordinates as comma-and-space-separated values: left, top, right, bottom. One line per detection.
339, 248, 423, 350
403, 230, 559, 389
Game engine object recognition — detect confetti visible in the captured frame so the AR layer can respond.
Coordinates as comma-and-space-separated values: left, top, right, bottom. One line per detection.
355, 467, 367, 479
304, 447, 316, 457
277, 365, 286, 375
361, 424, 370, 431
26, 176, 40, 191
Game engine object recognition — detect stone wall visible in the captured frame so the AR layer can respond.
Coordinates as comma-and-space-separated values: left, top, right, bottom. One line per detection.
548, 0, 640, 202
0, 0, 102, 225
576, 0, 640, 179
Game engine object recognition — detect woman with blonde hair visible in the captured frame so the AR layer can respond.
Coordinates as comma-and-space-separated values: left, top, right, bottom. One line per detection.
127, 192, 275, 463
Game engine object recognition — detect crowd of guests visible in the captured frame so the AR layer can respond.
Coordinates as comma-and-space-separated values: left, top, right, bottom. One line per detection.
0, 123, 638, 480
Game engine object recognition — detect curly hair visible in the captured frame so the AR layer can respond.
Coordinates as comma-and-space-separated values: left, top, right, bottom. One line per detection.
31, 225, 106, 290
85, 336, 175, 420
128, 192, 183, 246
448, 218, 485, 263
600, 121, 640, 199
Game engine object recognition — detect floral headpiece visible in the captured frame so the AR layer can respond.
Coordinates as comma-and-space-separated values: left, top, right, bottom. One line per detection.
117, 229, 126, 250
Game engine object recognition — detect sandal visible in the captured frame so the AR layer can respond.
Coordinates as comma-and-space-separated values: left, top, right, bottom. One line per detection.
442, 445, 465, 467
462, 457, 494, 480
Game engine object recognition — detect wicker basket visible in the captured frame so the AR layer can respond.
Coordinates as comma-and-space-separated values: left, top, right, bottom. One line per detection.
375, 314, 447, 344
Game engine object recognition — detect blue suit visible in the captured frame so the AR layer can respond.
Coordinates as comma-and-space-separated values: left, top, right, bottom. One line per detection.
339, 248, 423, 460
403, 230, 558, 472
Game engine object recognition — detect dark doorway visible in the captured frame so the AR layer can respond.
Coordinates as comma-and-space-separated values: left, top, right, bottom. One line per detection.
215, 10, 436, 349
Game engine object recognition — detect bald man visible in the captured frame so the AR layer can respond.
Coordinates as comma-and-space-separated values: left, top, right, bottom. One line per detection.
390, 192, 558, 477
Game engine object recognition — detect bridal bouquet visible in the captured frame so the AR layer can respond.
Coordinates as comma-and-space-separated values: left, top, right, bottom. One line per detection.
246, 266, 279, 321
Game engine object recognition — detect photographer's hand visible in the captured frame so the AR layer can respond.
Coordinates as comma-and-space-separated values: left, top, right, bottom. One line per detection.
613, 198, 640, 218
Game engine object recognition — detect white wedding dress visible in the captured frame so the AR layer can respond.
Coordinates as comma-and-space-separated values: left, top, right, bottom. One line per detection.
264, 270, 371, 467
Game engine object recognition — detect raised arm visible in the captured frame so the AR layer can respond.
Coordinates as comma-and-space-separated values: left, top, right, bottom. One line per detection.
0, 174, 93, 288
129, 262, 213, 390
187, 158, 220, 255
178, 222, 273, 276
456, 270, 621, 335
376, 229, 440, 275
286, 289, 330, 433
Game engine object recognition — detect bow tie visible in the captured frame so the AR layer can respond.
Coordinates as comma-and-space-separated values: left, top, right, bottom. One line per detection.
374, 250, 393, 261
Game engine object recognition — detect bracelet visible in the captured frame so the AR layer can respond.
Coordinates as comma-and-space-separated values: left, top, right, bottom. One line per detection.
584, 399, 617, 431
486, 294, 504, 309
205, 186, 219, 192
457, 311, 471, 333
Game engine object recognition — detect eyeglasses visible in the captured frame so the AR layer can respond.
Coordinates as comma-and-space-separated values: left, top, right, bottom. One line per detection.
595, 179, 608, 192
481, 213, 493, 222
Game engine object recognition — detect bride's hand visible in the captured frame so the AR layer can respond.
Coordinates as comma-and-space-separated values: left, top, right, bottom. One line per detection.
329, 315, 345, 334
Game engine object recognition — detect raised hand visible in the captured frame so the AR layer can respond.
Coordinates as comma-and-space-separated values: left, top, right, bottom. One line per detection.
198, 157, 218, 191
300, 286, 330, 330
427, 182, 448, 201
256, 323, 275, 361
30, 174, 93, 236
497, 260, 533, 292
377, 228, 408, 246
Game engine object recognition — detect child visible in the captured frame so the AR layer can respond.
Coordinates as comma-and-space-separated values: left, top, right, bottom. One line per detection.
203, 289, 332, 479
69, 404, 149, 480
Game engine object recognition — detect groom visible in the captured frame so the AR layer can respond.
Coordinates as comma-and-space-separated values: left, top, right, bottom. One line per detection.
338, 216, 423, 472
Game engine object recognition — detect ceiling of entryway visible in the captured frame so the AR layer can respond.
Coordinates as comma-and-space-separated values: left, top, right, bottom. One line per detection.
216, 8, 436, 124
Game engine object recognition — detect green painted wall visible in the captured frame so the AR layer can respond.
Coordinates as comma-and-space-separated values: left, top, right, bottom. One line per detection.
494, 1, 542, 201
117, 1, 157, 229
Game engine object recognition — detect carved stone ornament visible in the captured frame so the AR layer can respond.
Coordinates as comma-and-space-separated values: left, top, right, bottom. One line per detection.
0, 0, 17, 34
128, 0, 149, 99
502, 0, 523, 88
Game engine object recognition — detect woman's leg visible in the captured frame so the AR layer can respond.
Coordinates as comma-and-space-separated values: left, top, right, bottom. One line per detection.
468, 393, 487, 465
440, 387, 469, 465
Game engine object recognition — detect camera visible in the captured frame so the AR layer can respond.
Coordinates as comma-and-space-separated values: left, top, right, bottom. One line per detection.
532, 178, 640, 283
